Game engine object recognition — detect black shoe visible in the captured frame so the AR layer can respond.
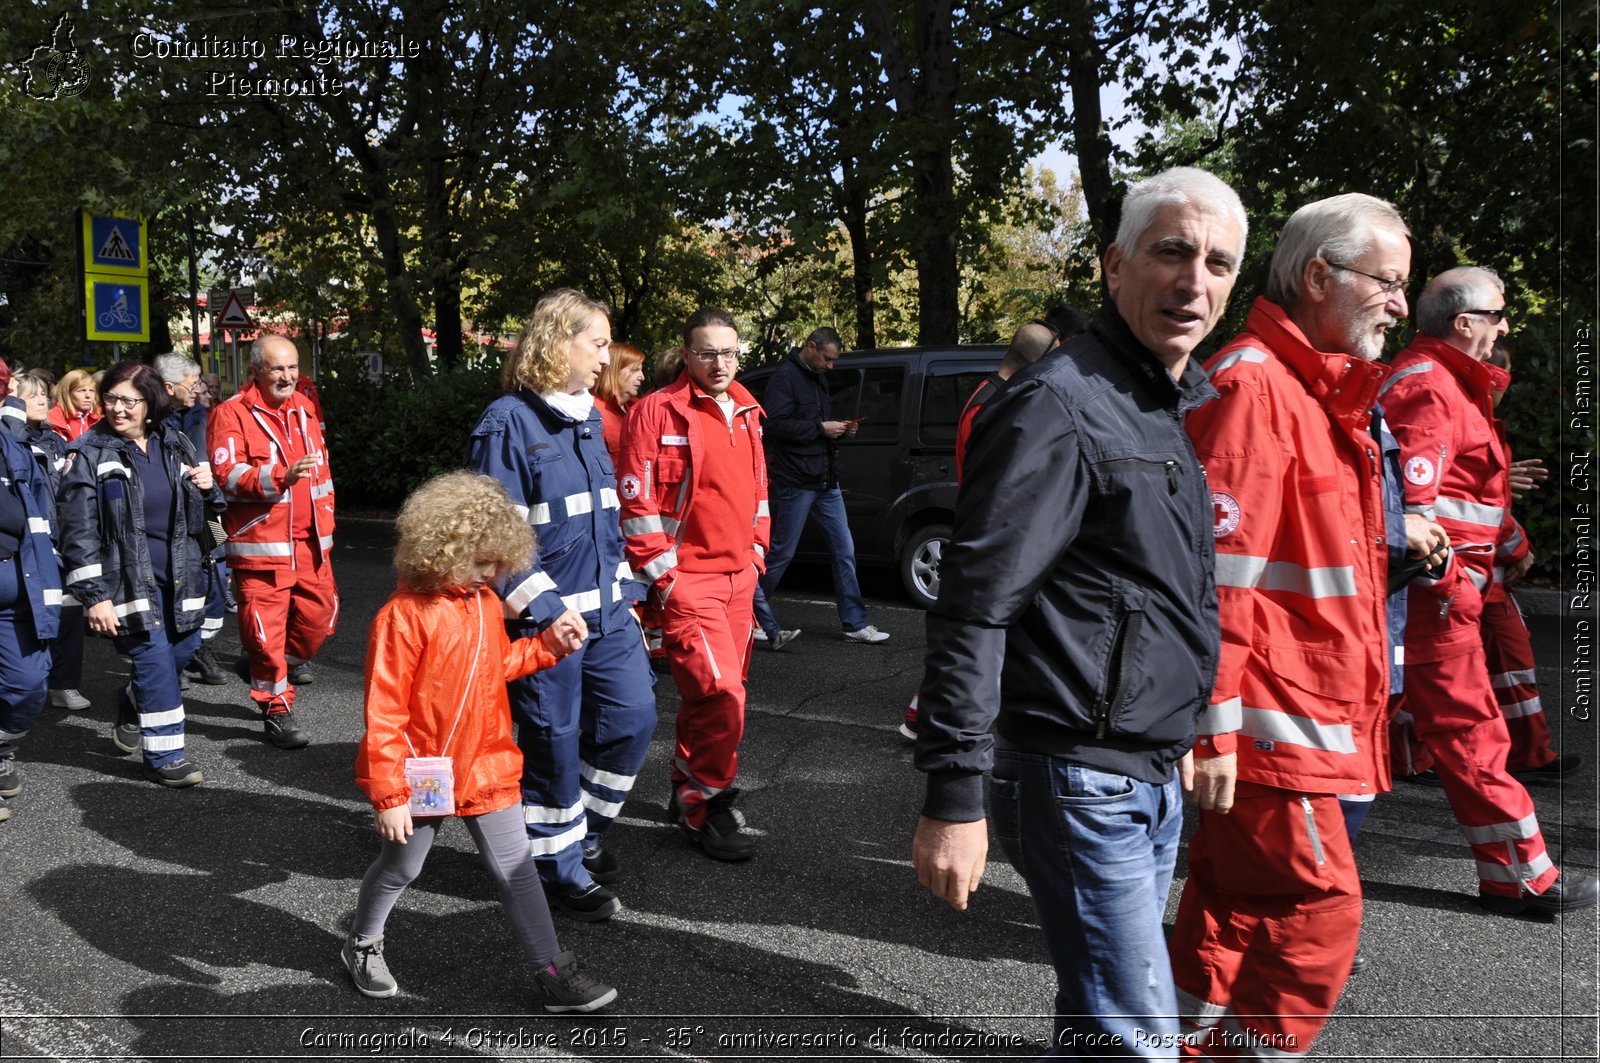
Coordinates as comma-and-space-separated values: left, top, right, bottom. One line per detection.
113, 685, 142, 755
146, 758, 204, 788
681, 787, 755, 862
0, 757, 20, 799
547, 882, 621, 922
535, 950, 617, 1013
262, 708, 310, 750
1478, 873, 1600, 916
288, 661, 314, 685
185, 646, 230, 685
233, 654, 251, 682
1349, 950, 1367, 976
1401, 769, 1443, 787
1512, 753, 1584, 785
582, 845, 620, 885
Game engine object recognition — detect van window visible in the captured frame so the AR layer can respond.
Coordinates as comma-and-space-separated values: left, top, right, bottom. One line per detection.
920, 365, 998, 447
830, 365, 904, 443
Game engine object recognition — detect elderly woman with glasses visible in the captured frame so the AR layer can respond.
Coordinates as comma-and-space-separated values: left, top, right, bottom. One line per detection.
465, 289, 656, 924
58, 362, 224, 788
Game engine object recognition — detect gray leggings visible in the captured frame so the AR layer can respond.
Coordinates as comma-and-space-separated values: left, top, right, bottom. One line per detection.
352, 804, 560, 966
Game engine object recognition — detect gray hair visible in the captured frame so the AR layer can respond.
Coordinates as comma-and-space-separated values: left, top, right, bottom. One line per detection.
1114, 167, 1248, 256
1417, 266, 1505, 338
1266, 194, 1410, 306
249, 334, 297, 374
152, 351, 200, 385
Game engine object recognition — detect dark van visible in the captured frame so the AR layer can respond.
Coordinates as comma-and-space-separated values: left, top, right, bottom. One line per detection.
738, 345, 1004, 608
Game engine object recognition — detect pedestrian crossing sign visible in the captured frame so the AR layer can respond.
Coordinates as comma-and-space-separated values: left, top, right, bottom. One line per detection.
84, 276, 150, 342
80, 213, 147, 276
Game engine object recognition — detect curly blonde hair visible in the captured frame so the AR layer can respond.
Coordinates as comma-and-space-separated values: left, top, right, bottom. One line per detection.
502, 288, 611, 394
394, 472, 535, 593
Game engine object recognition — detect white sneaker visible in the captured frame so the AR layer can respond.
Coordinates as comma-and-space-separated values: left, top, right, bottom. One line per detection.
752, 628, 769, 643
843, 625, 890, 644
49, 689, 90, 711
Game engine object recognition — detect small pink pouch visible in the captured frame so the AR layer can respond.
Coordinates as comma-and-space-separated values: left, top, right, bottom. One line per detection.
404, 756, 455, 816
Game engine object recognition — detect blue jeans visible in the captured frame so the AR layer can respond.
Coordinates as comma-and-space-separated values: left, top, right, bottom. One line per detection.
991, 751, 1184, 1060
754, 485, 868, 635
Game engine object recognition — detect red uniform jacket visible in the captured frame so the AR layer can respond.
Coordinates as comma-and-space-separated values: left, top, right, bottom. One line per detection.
616, 374, 769, 586
208, 382, 335, 569
1186, 298, 1392, 796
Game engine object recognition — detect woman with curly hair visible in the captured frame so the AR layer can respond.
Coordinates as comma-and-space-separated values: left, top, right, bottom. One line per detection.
592, 342, 646, 469
465, 289, 655, 923
57, 362, 223, 787
345, 470, 614, 1012
48, 370, 101, 442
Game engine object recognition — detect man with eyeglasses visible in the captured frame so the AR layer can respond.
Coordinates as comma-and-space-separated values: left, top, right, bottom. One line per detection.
619, 307, 769, 861
1172, 194, 1449, 1056
1379, 266, 1597, 917
752, 326, 889, 651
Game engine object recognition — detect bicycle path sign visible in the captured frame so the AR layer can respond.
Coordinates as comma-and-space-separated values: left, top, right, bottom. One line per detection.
84, 276, 149, 342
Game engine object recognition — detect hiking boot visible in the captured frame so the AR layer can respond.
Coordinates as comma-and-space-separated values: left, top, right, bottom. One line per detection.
341, 933, 399, 998
262, 708, 310, 750
288, 661, 314, 685
546, 882, 621, 922
1512, 752, 1584, 784
1478, 873, 1600, 917
843, 625, 890, 644
535, 951, 616, 1013
582, 844, 621, 885
147, 758, 204, 788
113, 685, 142, 755
680, 787, 755, 862
185, 646, 229, 685
0, 757, 20, 799
48, 688, 90, 711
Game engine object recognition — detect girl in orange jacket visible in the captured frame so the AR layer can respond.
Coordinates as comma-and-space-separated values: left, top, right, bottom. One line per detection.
343, 470, 616, 1013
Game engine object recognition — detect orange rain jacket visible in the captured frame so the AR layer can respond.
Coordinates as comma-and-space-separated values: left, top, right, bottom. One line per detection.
356, 586, 560, 814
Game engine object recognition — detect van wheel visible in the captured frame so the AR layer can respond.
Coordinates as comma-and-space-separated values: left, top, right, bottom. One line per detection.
900, 524, 951, 609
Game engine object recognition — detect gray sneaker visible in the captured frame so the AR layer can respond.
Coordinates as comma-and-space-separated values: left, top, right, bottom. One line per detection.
768, 629, 802, 651
0, 756, 19, 799
341, 933, 399, 998
113, 685, 142, 755
843, 625, 890, 644
535, 951, 617, 1013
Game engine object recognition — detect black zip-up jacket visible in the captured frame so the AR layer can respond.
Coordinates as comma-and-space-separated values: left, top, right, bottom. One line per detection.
916, 307, 1221, 822
761, 349, 838, 489
59, 421, 224, 636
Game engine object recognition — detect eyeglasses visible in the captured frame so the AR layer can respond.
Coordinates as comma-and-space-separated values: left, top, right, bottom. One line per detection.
688, 349, 740, 364
1462, 308, 1511, 324
1326, 261, 1409, 296
102, 395, 146, 410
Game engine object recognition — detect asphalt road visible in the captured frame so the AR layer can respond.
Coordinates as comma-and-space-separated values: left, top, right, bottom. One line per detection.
1, 519, 1595, 1061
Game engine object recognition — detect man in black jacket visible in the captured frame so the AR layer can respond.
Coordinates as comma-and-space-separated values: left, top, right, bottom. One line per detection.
911, 167, 1247, 1056
753, 327, 889, 648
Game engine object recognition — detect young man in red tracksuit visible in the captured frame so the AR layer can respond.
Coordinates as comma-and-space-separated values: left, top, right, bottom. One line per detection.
209, 334, 337, 750
1381, 266, 1596, 916
1178, 195, 1433, 1057
618, 307, 769, 861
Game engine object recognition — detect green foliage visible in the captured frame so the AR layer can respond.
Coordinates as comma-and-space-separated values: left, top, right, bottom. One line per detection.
319, 358, 500, 508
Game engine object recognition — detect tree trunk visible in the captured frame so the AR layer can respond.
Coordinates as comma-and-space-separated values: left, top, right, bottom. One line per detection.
433, 278, 463, 372
841, 154, 876, 350
1063, 1, 1118, 259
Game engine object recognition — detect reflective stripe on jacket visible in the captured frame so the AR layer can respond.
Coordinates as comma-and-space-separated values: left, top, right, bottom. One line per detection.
207, 383, 334, 568
1187, 298, 1391, 796
0, 431, 60, 640
617, 375, 769, 586
59, 422, 218, 635
465, 390, 643, 636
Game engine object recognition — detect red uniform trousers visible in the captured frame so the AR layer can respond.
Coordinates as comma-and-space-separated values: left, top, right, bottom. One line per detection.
1391, 583, 1557, 776
663, 565, 757, 824
237, 539, 339, 711
1400, 582, 1558, 899
1172, 784, 1361, 1059
1482, 584, 1557, 773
